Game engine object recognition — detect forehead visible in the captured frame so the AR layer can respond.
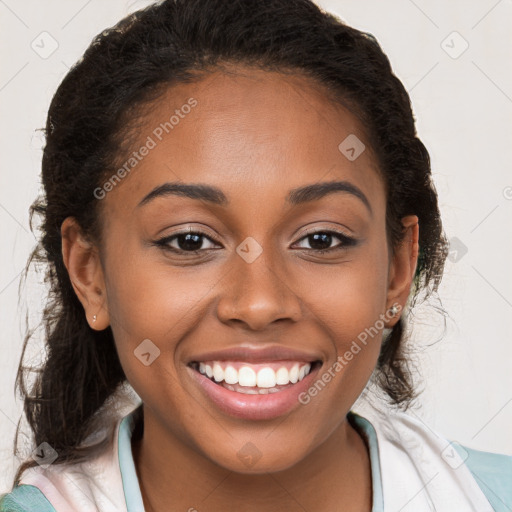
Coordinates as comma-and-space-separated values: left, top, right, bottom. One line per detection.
102, 66, 385, 220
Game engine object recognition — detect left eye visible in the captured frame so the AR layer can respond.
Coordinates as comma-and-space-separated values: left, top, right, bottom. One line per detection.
293, 230, 357, 252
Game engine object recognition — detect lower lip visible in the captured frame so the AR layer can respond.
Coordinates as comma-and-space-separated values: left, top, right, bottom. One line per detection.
186, 363, 322, 420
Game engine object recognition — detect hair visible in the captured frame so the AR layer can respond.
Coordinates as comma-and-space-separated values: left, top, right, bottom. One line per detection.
13, 0, 448, 484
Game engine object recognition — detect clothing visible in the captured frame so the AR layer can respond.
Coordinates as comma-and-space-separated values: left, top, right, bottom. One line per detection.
1, 403, 511, 511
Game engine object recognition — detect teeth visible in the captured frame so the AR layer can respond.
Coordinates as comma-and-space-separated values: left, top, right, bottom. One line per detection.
224, 365, 238, 385
223, 382, 293, 395
276, 367, 289, 385
239, 366, 256, 387
213, 362, 224, 382
256, 367, 276, 388
289, 364, 299, 384
195, 361, 313, 388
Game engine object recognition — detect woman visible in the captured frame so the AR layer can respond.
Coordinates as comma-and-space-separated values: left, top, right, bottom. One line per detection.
1, 0, 511, 510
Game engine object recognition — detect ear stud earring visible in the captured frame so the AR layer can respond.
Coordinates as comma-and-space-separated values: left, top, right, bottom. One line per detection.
92, 315, 97, 323
389, 304, 400, 316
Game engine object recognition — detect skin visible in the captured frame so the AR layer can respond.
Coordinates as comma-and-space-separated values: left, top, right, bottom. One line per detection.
61, 66, 419, 512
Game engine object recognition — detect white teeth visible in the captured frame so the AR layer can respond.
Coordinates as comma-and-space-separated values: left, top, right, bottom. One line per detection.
275, 367, 289, 385
213, 362, 224, 382
289, 364, 299, 384
196, 361, 313, 388
238, 366, 256, 387
224, 365, 238, 384
256, 367, 276, 388
299, 363, 311, 380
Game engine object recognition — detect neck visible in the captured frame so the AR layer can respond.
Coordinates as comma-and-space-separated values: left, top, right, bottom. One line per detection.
131, 407, 372, 512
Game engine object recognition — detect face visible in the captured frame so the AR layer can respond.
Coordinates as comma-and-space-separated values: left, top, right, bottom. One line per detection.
63, 66, 418, 474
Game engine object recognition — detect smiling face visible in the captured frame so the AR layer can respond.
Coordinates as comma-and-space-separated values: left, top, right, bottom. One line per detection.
62, 66, 418, 476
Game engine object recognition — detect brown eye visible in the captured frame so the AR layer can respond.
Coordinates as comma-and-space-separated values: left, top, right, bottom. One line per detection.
154, 231, 220, 253
293, 230, 357, 254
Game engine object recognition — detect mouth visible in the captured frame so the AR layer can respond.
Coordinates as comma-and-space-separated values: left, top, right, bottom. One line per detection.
186, 359, 323, 420
188, 360, 322, 394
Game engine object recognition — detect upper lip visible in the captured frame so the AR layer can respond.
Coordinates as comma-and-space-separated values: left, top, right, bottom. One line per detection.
187, 345, 322, 364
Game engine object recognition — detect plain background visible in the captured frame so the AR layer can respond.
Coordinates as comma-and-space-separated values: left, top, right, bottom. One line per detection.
1, 0, 511, 493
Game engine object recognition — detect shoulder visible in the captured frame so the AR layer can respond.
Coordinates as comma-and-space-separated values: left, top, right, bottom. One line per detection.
351, 404, 512, 511
0, 485, 56, 512
451, 442, 512, 512
7, 445, 125, 512
1, 405, 141, 512
390, 409, 512, 511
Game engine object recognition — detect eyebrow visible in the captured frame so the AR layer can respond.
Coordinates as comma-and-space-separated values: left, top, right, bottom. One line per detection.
137, 180, 372, 216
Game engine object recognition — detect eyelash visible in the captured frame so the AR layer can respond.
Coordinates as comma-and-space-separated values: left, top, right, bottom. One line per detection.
152, 228, 357, 255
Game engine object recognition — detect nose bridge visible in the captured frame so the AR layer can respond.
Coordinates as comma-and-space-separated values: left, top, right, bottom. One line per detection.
216, 238, 302, 330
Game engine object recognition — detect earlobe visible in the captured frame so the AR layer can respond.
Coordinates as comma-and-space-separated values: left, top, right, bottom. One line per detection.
385, 215, 419, 328
61, 216, 110, 330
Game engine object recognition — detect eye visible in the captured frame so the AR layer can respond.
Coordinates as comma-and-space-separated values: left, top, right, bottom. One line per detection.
293, 229, 358, 254
153, 230, 221, 253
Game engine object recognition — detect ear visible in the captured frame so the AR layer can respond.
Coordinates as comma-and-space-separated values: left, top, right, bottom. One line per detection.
385, 215, 419, 328
61, 216, 110, 330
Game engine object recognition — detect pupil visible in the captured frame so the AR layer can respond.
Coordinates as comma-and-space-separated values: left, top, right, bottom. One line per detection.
179, 233, 202, 251
310, 233, 331, 250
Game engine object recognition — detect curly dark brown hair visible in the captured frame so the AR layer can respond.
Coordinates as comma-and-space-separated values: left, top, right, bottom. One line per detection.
12, 0, 448, 485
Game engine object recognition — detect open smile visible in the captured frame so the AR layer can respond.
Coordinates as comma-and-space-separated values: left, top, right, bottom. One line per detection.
187, 359, 323, 420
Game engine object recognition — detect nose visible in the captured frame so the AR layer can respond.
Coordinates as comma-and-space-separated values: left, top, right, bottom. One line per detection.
216, 247, 303, 331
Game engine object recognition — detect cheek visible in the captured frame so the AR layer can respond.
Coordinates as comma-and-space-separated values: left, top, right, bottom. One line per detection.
107, 267, 214, 337
294, 238, 389, 402
103, 259, 218, 427
301, 239, 389, 340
